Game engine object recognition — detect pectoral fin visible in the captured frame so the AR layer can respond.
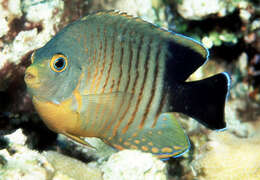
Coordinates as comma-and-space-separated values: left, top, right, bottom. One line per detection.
80, 92, 132, 117
79, 92, 133, 134
81, 92, 132, 103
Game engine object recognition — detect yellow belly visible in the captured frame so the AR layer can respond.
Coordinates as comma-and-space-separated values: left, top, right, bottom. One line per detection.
32, 96, 81, 135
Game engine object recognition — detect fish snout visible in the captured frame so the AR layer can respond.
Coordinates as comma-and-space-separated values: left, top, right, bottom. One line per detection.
24, 66, 40, 88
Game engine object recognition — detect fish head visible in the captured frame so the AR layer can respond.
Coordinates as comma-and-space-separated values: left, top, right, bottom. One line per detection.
24, 32, 83, 103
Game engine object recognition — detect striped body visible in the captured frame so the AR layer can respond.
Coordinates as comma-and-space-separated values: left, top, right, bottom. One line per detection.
25, 11, 230, 159
75, 13, 169, 138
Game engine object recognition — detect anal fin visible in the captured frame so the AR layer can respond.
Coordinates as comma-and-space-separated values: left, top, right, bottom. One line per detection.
106, 113, 190, 160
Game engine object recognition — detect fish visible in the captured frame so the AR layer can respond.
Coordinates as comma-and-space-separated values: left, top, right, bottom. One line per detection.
24, 11, 231, 160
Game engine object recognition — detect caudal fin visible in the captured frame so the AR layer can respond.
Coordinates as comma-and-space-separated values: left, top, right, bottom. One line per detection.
171, 72, 231, 130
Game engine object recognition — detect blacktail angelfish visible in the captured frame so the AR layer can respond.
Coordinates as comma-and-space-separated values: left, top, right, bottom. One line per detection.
24, 11, 231, 160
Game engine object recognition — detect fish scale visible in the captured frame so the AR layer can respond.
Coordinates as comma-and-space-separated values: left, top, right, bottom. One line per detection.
24, 11, 231, 159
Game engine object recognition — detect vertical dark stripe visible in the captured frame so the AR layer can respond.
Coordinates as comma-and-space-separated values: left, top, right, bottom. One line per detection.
109, 79, 115, 92
152, 82, 167, 128
84, 32, 88, 54
102, 28, 116, 93
139, 43, 161, 129
90, 26, 101, 92
102, 29, 133, 136
95, 28, 107, 92
90, 26, 103, 129
124, 32, 134, 92
102, 29, 134, 136
97, 21, 117, 134
93, 28, 109, 131
131, 34, 142, 93
116, 27, 128, 91
122, 37, 152, 134
112, 34, 144, 137
89, 31, 94, 63
86, 33, 93, 88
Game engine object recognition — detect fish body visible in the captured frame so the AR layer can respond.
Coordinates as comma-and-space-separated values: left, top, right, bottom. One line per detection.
24, 11, 231, 159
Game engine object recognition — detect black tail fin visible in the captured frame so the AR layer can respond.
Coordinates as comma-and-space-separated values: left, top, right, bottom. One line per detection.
171, 72, 231, 130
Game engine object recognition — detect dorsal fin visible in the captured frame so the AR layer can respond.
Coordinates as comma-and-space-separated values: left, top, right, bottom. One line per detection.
171, 32, 209, 60
80, 10, 209, 82
81, 10, 137, 21
82, 10, 209, 59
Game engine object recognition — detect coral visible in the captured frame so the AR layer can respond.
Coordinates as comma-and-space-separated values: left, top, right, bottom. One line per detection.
43, 151, 103, 180
0, 0, 64, 69
1, 129, 167, 180
0, 129, 103, 180
0, 0, 22, 38
176, 0, 250, 20
88, 0, 167, 27
177, 0, 227, 20
192, 132, 260, 180
101, 150, 167, 180
0, 129, 52, 180
202, 31, 239, 48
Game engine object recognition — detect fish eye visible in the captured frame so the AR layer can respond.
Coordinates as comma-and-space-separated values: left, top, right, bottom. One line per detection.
50, 54, 68, 72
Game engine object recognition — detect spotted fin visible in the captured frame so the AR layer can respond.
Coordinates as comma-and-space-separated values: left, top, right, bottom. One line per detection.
106, 113, 190, 160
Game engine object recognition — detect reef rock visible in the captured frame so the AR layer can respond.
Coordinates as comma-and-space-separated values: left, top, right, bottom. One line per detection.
0, 129, 103, 180
192, 132, 260, 180
101, 150, 167, 180
177, 0, 251, 20
0, 0, 64, 90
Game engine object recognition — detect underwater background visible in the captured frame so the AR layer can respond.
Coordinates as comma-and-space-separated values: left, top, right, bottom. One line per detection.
0, 0, 260, 179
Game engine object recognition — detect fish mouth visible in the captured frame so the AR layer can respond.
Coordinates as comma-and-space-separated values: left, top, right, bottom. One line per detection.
24, 65, 41, 88
24, 72, 35, 81
25, 80, 42, 89
24, 72, 41, 88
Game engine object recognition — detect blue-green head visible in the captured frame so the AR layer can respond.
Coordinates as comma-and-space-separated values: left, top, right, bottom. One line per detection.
24, 21, 87, 103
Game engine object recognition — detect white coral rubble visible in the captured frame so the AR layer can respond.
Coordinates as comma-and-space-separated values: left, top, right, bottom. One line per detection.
0, 0, 64, 69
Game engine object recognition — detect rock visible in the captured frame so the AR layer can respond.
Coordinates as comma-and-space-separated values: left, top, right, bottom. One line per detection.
0, 144, 53, 180
0, 0, 22, 38
192, 132, 260, 180
101, 150, 167, 180
0, 0, 64, 69
43, 151, 103, 180
89, 0, 167, 27
0, 129, 103, 180
177, 0, 227, 20
4, 129, 26, 145
176, 0, 252, 20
